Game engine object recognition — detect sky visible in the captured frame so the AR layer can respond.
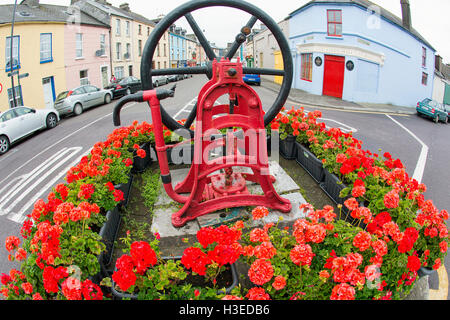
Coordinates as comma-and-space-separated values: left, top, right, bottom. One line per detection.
1, 0, 449, 63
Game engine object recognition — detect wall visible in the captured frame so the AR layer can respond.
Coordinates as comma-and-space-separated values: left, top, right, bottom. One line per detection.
111, 15, 133, 79
64, 23, 110, 90
0, 22, 66, 111
289, 3, 436, 107
432, 73, 446, 104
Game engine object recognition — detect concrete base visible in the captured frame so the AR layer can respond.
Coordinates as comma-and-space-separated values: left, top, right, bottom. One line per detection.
150, 161, 306, 238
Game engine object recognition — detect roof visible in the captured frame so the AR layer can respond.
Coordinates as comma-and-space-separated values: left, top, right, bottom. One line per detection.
79, 0, 155, 26
0, 3, 109, 28
289, 0, 435, 51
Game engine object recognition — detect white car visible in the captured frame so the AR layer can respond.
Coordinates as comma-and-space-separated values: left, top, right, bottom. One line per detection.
0, 106, 60, 155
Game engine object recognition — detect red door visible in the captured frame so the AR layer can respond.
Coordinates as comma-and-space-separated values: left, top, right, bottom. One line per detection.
323, 55, 345, 99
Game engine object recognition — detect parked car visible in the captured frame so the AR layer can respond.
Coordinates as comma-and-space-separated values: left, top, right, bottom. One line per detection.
168, 74, 183, 82
152, 75, 169, 87
243, 74, 261, 86
416, 98, 448, 124
54, 85, 113, 117
105, 76, 142, 99
0, 106, 59, 155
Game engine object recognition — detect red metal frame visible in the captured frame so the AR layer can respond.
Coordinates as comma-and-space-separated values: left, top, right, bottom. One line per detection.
146, 58, 291, 228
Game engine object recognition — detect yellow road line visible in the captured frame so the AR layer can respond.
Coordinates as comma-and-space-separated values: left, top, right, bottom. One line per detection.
429, 265, 449, 300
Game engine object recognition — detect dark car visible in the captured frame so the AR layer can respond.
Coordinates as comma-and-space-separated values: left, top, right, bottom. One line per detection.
106, 76, 142, 99
168, 74, 184, 82
416, 98, 448, 124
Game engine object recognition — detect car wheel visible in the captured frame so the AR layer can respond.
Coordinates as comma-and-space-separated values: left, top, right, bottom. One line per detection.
126, 88, 131, 95
73, 103, 83, 116
434, 116, 439, 123
154, 81, 159, 87
46, 113, 58, 129
105, 93, 112, 104
0, 135, 10, 155
445, 117, 448, 124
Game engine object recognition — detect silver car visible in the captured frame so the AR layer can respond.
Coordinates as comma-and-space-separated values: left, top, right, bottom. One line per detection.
0, 106, 60, 155
152, 76, 169, 87
54, 85, 113, 116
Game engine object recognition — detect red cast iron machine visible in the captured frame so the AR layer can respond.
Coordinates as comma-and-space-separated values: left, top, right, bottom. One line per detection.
113, 0, 294, 228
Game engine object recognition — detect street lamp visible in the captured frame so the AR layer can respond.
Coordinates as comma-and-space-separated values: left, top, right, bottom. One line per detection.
9, 0, 18, 108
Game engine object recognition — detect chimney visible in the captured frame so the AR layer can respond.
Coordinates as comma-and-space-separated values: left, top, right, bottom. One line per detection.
435, 55, 443, 73
21, 0, 39, 8
400, 0, 412, 30
119, 3, 130, 12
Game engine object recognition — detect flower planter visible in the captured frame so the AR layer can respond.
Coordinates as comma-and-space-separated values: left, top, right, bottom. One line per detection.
166, 143, 195, 165
320, 169, 349, 208
279, 135, 296, 160
418, 266, 436, 278
114, 173, 133, 208
295, 142, 325, 183
131, 142, 152, 173
111, 257, 239, 300
98, 205, 122, 269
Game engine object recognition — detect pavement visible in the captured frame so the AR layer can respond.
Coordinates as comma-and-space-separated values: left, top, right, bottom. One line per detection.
260, 79, 417, 115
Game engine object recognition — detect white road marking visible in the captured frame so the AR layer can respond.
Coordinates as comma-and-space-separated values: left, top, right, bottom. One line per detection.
386, 115, 428, 183
7, 150, 89, 224
173, 97, 197, 120
0, 103, 136, 187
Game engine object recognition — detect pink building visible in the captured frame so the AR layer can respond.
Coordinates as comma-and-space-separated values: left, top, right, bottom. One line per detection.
64, 17, 111, 91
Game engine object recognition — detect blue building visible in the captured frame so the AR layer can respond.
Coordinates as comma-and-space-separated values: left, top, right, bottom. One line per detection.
169, 26, 187, 68
289, 0, 435, 108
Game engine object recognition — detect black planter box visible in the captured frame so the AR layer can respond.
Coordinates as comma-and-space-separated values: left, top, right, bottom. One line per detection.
418, 266, 436, 278
295, 142, 325, 183
111, 258, 239, 300
99, 206, 122, 269
166, 143, 195, 165
320, 170, 349, 208
114, 174, 133, 208
279, 135, 297, 160
131, 142, 152, 173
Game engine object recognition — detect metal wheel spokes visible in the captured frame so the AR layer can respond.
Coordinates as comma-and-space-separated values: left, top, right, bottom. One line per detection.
140, 0, 293, 133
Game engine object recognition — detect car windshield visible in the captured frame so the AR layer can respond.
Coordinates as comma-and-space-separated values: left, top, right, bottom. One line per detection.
56, 91, 69, 102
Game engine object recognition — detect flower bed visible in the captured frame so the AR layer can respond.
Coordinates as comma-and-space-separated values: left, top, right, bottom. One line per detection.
1, 111, 448, 300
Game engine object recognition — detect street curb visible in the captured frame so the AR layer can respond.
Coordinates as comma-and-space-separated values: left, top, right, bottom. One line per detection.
261, 82, 417, 116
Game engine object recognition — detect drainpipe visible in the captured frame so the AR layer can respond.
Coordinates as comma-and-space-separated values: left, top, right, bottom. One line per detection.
9, 0, 18, 108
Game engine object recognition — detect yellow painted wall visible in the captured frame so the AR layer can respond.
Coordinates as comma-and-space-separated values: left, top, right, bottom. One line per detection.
274, 50, 283, 85
0, 22, 66, 112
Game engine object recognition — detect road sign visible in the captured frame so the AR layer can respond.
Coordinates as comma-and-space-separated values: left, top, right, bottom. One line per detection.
7, 70, 19, 77
18, 73, 29, 79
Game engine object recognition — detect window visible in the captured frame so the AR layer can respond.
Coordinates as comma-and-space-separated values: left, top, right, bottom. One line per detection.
116, 19, 121, 35
422, 47, 427, 67
164, 44, 167, 57
301, 53, 313, 81
128, 65, 133, 76
114, 66, 124, 79
138, 40, 142, 57
126, 21, 130, 37
157, 44, 160, 57
14, 107, 33, 116
164, 61, 167, 68
116, 42, 122, 60
422, 72, 428, 86
138, 24, 142, 35
80, 70, 89, 85
0, 110, 17, 122
5, 35, 20, 71
100, 34, 106, 56
327, 10, 342, 37
7, 85, 23, 108
126, 43, 131, 59
76, 33, 83, 58
158, 61, 160, 69
40, 33, 52, 63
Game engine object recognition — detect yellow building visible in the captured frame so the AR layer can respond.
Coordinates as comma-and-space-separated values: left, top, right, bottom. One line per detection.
0, 1, 110, 112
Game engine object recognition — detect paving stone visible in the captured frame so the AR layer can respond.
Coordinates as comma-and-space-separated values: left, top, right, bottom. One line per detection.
150, 206, 200, 237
